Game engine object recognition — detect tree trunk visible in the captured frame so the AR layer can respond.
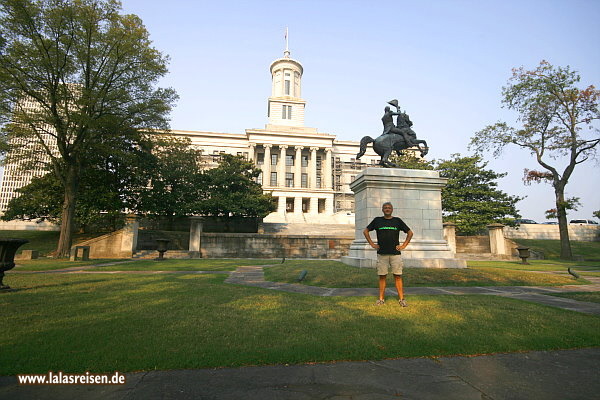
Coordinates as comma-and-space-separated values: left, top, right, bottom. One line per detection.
555, 185, 573, 260
56, 169, 80, 258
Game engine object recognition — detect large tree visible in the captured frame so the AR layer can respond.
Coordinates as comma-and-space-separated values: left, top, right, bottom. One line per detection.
2, 128, 155, 231
195, 154, 276, 218
135, 136, 205, 224
436, 154, 522, 235
0, 0, 176, 257
471, 61, 599, 259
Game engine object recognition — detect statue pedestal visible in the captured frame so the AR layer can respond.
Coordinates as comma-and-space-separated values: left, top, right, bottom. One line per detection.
341, 168, 466, 268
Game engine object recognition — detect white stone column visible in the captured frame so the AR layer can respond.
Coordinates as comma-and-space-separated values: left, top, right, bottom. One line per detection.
263, 144, 272, 187
309, 147, 318, 189
443, 222, 457, 254
189, 216, 203, 257
294, 146, 302, 187
248, 143, 256, 162
325, 197, 334, 215
310, 197, 318, 215
277, 196, 286, 214
488, 223, 507, 256
120, 214, 139, 257
324, 148, 332, 190
294, 197, 302, 214
279, 145, 288, 187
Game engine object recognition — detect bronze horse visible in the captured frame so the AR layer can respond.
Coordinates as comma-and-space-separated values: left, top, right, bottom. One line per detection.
356, 131, 428, 168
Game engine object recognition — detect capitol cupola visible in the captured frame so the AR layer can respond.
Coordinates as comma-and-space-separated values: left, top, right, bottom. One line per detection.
267, 30, 306, 127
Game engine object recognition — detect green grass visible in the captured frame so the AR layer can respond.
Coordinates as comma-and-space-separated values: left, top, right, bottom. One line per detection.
14, 259, 125, 271
548, 292, 600, 304
264, 260, 589, 288
13, 258, 277, 272
87, 258, 277, 271
2, 273, 599, 375
515, 239, 600, 261
466, 260, 600, 274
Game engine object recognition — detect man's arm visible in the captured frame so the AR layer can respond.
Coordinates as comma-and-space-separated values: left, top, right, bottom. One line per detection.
396, 230, 413, 251
363, 228, 379, 250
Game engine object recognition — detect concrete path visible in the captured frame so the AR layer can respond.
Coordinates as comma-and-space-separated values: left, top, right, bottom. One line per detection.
225, 265, 600, 316
1, 348, 599, 400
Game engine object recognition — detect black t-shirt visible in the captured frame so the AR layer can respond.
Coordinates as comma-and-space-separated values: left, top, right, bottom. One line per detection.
366, 216, 411, 255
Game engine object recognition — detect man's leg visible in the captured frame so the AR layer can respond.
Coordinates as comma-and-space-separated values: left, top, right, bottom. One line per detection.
378, 275, 387, 301
390, 255, 407, 306
393, 274, 404, 300
376, 254, 389, 304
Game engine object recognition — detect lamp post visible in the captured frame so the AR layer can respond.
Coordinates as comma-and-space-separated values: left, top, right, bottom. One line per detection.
0, 238, 29, 290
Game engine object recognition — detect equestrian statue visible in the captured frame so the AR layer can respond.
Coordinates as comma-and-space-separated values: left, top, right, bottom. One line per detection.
356, 99, 428, 168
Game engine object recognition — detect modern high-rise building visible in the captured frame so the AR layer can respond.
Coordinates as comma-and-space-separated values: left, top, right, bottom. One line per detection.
0, 96, 59, 214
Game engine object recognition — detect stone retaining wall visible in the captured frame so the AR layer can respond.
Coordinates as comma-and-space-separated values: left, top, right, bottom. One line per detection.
456, 236, 491, 253
504, 225, 600, 241
199, 233, 354, 259
75, 229, 133, 258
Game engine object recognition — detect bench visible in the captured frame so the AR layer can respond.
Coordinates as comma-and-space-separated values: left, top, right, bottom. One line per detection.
70, 246, 90, 261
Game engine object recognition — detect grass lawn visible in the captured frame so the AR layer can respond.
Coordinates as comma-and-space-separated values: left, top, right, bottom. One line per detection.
264, 260, 589, 288
549, 292, 600, 304
14, 259, 125, 271
13, 258, 278, 272
515, 239, 600, 261
1, 273, 599, 375
466, 260, 600, 271
87, 258, 277, 271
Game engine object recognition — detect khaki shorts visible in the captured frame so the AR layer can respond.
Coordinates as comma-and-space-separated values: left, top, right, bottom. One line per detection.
376, 254, 403, 276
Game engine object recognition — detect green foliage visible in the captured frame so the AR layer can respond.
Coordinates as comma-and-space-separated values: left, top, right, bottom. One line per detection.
0, 0, 177, 255
388, 151, 435, 170
195, 154, 276, 217
593, 210, 600, 219
470, 61, 600, 259
2, 130, 156, 231
1, 173, 62, 221
3, 140, 278, 225
436, 154, 522, 235
135, 136, 204, 218
544, 197, 581, 220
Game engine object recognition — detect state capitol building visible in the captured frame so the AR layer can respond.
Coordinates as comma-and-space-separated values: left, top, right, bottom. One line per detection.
0, 46, 382, 225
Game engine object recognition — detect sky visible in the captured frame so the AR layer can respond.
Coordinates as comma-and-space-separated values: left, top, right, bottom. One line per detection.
118, 0, 600, 223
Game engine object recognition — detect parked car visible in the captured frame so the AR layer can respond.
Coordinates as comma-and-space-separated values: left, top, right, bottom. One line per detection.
569, 219, 599, 225
541, 221, 558, 225
515, 218, 537, 224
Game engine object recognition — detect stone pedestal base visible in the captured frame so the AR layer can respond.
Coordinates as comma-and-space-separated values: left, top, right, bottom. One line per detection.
341, 168, 466, 269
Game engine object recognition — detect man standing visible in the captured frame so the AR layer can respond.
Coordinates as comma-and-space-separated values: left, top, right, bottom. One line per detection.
363, 202, 413, 306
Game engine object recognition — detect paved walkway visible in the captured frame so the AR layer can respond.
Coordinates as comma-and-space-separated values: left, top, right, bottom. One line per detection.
2, 348, 599, 399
